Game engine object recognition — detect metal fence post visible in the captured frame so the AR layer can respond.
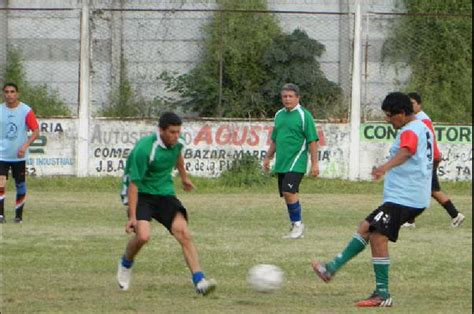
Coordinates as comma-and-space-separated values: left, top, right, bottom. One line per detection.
349, 0, 363, 181
0, 1, 7, 73
77, 0, 90, 177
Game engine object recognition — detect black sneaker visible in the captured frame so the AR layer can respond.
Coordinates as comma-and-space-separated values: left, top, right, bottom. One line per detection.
356, 292, 393, 307
14, 217, 22, 224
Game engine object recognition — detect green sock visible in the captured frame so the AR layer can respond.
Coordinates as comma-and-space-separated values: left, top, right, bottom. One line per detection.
326, 233, 367, 274
373, 257, 390, 298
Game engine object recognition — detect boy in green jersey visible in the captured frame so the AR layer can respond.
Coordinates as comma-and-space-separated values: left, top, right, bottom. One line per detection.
117, 112, 216, 296
263, 84, 320, 239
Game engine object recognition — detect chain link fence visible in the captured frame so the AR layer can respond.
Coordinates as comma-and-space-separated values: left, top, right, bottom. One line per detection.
0, 8, 81, 117
89, 7, 354, 120
0, 1, 471, 123
363, 10, 472, 123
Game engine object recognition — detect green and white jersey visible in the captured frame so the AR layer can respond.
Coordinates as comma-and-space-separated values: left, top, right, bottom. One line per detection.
271, 104, 319, 174
124, 132, 184, 196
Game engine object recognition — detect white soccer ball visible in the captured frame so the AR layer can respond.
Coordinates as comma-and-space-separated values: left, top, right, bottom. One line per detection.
247, 264, 284, 292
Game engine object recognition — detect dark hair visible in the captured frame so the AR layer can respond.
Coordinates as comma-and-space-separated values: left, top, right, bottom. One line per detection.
381, 92, 414, 115
281, 83, 300, 97
3, 83, 19, 92
159, 112, 182, 130
408, 92, 422, 105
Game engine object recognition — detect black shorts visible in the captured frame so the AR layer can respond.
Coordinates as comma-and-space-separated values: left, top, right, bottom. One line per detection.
365, 202, 425, 242
278, 172, 304, 197
432, 163, 441, 192
0, 161, 26, 182
136, 193, 188, 233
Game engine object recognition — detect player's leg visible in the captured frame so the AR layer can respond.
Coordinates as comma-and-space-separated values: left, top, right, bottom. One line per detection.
312, 220, 369, 282
12, 161, 26, 223
355, 232, 393, 307
116, 220, 151, 291
117, 194, 154, 291
154, 196, 215, 295
170, 212, 216, 295
431, 171, 464, 227
0, 162, 7, 223
281, 172, 305, 239
124, 220, 151, 260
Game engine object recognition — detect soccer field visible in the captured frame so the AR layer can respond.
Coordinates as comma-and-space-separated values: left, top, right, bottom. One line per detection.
1, 178, 472, 313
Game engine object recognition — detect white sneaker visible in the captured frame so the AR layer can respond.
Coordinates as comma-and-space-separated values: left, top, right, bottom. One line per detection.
283, 223, 305, 239
451, 213, 465, 228
401, 222, 416, 228
195, 278, 217, 296
117, 261, 132, 291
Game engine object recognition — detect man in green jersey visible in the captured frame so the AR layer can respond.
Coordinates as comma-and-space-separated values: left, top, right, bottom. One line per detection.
263, 84, 319, 239
116, 112, 216, 296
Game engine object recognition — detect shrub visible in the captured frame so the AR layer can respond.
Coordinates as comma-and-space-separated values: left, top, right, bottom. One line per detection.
0, 49, 70, 116
219, 154, 269, 187
382, 1, 472, 123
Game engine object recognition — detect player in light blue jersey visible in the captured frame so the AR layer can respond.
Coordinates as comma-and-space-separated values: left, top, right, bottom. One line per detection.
400, 92, 465, 228
312, 92, 434, 308
0, 83, 39, 223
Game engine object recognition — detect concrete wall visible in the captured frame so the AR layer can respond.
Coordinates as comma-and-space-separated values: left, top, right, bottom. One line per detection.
1, 0, 426, 118
2, 0, 81, 113
28, 118, 472, 181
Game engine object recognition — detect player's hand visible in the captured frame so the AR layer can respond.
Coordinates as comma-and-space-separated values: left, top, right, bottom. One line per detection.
17, 145, 27, 158
125, 219, 137, 234
182, 177, 195, 192
263, 157, 271, 172
311, 163, 320, 177
371, 166, 385, 181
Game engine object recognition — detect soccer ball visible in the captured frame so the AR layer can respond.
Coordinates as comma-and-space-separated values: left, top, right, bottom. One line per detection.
247, 264, 284, 292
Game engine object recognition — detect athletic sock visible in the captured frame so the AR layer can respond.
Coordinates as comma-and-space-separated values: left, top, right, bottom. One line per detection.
15, 195, 25, 219
326, 233, 368, 274
373, 257, 390, 299
287, 201, 302, 223
192, 272, 205, 285
15, 181, 26, 219
0, 186, 5, 217
121, 256, 134, 269
442, 200, 459, 219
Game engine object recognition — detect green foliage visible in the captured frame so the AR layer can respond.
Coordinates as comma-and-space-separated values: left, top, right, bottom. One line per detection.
162, 0, 281, 118
219, 154, 269, 187
100, 58, 174, 118
382, 1, 472, 123
261, 29, 344, 119
161, 1, 343, 119
0, 49, 70, 116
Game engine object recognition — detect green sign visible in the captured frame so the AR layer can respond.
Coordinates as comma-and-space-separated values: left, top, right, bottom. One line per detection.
361, 123, 472, 144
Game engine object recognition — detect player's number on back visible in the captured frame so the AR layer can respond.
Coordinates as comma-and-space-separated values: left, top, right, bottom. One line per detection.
425, 132, 433, 161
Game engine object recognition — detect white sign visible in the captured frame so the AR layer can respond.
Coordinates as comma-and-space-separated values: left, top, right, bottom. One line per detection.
28, 119, 472, 182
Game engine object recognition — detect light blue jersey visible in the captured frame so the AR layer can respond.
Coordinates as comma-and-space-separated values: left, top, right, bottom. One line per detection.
384, 120, 434, 208
0, 102, 39, 162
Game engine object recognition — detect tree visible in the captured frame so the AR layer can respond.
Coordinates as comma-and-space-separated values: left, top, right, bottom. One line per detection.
261, 29, 343, 118
382, 0, 472, 123
0, 49, 70, 117
161, 0, 281, 118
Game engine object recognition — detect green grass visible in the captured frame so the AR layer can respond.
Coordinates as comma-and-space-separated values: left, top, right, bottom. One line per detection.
17, 176, 473, 195
1, 178, 472, 313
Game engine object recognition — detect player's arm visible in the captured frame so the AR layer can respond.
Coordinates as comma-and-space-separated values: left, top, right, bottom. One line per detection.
125, 181, 138, 233
124, 143, 148, 233
263, 141, 276, 171
304, 112, 320, 177
372, 130, 417, 180
309, 140, 319, 177
18, 111, 40, 158
176, 154, 194, 192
